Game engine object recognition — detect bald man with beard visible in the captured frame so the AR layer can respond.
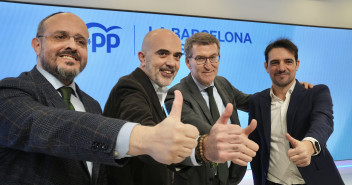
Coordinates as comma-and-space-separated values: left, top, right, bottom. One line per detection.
104, 29, 183, 185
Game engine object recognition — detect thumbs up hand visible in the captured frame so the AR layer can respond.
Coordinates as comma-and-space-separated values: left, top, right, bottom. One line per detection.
128, 90, 199, 165
202, 104, 259, 166
286, 133, 315, 167
232, 119, 259, 166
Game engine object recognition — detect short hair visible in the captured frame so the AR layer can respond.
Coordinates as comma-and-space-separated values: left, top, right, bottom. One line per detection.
36, 12, 65, 37
184, 32, 220, 58
264, 38, 298, 63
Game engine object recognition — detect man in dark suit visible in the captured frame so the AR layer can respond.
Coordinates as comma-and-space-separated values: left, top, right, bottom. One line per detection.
248, 39, 344, 185
103, 29, 183, 185
104, 29, 258, 185
0, 12, 199, 185
165, 32, 259, 185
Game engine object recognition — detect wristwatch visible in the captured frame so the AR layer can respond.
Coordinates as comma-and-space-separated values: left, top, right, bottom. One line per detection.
310, 140, 321, 156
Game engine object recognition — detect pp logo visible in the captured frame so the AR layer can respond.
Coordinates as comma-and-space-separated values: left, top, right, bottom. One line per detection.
86, 23, 122, 53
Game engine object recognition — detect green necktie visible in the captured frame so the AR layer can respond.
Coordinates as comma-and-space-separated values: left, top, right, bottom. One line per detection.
58, 87, 75, 110
205, 86, 220, 124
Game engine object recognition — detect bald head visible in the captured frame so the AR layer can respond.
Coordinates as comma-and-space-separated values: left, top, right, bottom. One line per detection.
36, 12, 88, 39
141, 29, 180, 52
138, 29, 182, 87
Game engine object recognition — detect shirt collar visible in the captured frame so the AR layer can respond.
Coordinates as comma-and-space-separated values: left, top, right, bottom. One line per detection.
150, 79, 168, 94
270, 80, 296, 99
36, 65, 77, 96
149, 79, 168, 105
191, 73, 214, 91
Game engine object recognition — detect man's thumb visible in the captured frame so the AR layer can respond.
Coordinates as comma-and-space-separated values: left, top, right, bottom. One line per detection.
214, 103, 233, 125
168, 90, 183, 122
243, 119, 257, 136
286, 133, 299, 148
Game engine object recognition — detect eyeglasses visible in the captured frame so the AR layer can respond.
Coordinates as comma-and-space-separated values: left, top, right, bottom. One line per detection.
191, 55, 220, 65
37, 32, 90, 48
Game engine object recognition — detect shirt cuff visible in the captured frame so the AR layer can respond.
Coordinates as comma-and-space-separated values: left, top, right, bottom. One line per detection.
190, 147, 201, 166
303, 137, 321, 156
190, 136, 202, 166
115, 122, 139, 159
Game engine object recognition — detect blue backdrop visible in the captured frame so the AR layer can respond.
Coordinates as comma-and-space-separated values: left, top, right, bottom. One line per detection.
1, 2, 351, 161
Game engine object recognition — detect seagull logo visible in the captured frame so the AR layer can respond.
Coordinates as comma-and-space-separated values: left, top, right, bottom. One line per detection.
86, 23, 122, 53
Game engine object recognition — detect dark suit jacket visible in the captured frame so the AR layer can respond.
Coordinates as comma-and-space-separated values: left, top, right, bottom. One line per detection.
104, 68, 172, 185
248, 80, 344, 185
165, 74, 250, 185
0, 66, 128, 185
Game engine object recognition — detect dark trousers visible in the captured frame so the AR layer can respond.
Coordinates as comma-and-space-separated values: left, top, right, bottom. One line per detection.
266, 179, 306, 185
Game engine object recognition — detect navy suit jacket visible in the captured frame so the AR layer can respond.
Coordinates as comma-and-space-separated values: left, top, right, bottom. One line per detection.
165, 74, 250, 185
103, 68, 172, 185
0, 67, 128, 185
248, 80, 344, 185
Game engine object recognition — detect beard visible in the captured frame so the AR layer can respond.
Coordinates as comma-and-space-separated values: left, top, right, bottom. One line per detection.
40, 50, 84, 84
145, 62, 175, 87
273, 72, 294, 87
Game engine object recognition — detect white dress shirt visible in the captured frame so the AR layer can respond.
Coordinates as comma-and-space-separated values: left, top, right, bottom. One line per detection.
190, 75, 231, 167
267, 81, 305, 185
150, 79, 168, 108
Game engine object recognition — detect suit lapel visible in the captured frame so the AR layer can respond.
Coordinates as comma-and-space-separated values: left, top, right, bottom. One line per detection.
260, 89, 272, 152
214, 78, 237, 124
133, 68, 166, 119
185, 74, 213, 124
30, 67, 91, 178
287, 80, 304, 135
71, 86, 96, 179
30, 67, 68, 109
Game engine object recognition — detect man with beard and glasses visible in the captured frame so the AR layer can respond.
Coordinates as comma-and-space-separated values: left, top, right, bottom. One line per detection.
248, 39, 344, 185
0, 12, 199, 185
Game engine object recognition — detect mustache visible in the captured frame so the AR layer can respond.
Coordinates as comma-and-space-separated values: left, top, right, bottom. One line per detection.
275, 71, 289, 75
57, 50, 81, 61
160, 66, 176, 73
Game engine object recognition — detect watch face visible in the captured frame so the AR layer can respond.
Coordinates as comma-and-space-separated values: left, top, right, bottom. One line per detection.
315, 141, 320, 151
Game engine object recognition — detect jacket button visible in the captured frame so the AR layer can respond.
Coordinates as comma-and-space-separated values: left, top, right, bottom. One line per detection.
92, 142, 99, 149
101, 144, 107, 150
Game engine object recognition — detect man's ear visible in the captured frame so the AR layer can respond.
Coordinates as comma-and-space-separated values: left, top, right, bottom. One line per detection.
296, 59, 300, 71
185, 57, 191, 70
138, 51, 146, 68
32, 37, 41, 56
264, 61, 269, 73
218, 53, 221, 64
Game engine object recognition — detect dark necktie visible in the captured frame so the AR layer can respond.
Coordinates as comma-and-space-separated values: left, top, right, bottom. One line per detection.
205, 86, 228, 183
58, 87, 90, 174
205, 86, 220, 124
58, 87, 75, 110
